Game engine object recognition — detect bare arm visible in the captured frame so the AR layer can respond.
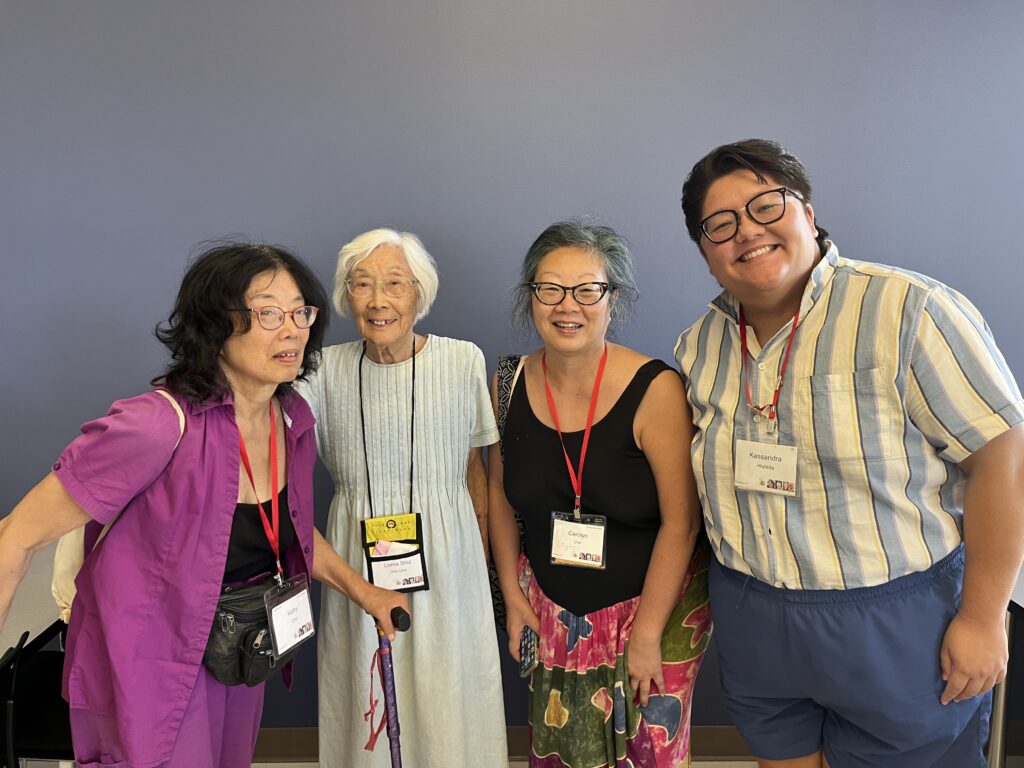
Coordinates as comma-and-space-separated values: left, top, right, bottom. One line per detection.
939, 423, 1024, 704
487, 371, 540, 659
311, 528, 410, 640
0, 473, 92, 633
467, 447, 489, 564
628, 370, 702, 706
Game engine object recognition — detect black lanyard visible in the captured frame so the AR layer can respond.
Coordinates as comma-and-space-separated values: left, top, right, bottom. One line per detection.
358, 335, 416, 518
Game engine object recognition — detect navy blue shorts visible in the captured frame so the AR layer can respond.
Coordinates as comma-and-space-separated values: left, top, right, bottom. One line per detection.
710, 546, 990, 767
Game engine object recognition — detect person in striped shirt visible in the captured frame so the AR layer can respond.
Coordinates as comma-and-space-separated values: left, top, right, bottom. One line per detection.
674, 138, 1024, 767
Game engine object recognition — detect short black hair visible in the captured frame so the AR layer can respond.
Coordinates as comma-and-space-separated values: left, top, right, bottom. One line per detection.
152, 241, 329, 403
681, 138, 828, 252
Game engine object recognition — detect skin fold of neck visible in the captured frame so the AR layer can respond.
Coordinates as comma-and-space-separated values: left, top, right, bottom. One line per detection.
365, 333, 420, 365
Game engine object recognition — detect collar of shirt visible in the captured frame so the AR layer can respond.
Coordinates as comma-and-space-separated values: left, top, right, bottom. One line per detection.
191, 387, 315, 437
708, 242, 841, 327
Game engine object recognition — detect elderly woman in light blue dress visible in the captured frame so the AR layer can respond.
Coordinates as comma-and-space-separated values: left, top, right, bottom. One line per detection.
296, 229, 507, 768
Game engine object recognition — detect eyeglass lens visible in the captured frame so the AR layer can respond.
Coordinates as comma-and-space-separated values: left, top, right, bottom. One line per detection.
252, 306, 318, 330
532, 283, 608, 306
346, 278, 417, 298
701, 188, 788, 243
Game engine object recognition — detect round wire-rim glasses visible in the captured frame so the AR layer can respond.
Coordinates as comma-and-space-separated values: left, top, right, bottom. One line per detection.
245, 305, 319, 330
529, 281, 611, 306
699, 187, 802, 244
345, 277, 420, 298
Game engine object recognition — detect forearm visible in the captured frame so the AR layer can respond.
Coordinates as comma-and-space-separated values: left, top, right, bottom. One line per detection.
0, 473, 92, 633
467, 448, 489, 557
631, 516, 698, 644
488, 490, 525, 601
0, 516, 33, 633
957, 425, 1024, 624
311, 528, 370, 609
959, 438, 1024, 624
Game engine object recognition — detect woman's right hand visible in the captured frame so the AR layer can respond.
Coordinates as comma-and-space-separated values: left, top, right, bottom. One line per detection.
505, 593, 541, 662
361, 585, 411, 641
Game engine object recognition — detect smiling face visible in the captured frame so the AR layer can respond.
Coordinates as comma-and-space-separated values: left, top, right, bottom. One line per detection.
347, 243, 419, 360
219, 269, 309, 396
531, 246, 613, 358
700, 168, 820, 313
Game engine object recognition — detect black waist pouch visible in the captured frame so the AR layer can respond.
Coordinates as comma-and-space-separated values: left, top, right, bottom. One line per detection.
203, 578, 300, 687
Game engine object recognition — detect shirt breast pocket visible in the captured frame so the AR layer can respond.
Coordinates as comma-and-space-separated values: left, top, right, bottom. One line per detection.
794, 367, 902, 463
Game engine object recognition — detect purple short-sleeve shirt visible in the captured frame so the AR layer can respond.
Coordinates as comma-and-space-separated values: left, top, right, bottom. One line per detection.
53, 388, 317, 767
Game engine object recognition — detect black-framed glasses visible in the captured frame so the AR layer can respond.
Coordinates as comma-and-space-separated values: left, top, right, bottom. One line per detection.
699, 187, 802, 244
244, 305, 319, 330
529, 282, 611, 306
345, 277, 420, 298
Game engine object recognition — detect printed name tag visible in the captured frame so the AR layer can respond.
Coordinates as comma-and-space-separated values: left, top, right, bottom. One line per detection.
734, 439, 799, 497
265, 574, 315, 657
550, 511, 608, 569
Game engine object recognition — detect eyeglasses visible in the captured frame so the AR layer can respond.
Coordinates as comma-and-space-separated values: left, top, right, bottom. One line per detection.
245, 305, 319, 330
529, 282, 611, 306
345, 277, 420, 298
699, 187, 802, 244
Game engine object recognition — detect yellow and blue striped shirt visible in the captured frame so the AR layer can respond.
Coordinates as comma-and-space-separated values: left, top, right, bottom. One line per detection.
675, 244, 1023, 590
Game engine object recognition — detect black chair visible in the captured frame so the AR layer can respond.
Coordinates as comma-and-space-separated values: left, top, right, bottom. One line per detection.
0, 620, 74, 768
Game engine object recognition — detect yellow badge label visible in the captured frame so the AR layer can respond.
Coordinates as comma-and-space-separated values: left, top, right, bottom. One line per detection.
363, 513, 419, 543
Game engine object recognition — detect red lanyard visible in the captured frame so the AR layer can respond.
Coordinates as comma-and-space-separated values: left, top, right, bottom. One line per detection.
238, 400, 283, 583
738, 309, 799, 430
541, 344, 608, 518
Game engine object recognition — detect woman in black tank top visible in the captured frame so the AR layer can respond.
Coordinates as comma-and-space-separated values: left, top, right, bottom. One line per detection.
488, 220, 711, 768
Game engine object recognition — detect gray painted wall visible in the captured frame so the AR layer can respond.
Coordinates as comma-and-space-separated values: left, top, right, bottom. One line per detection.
3, 0, 1022, 730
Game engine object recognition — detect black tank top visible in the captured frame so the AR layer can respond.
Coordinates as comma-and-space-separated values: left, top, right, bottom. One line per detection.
224, 486, 296, 583
503, 359, 673, 615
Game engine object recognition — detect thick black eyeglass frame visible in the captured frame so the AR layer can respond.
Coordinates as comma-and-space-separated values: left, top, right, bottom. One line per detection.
529, 281, 611, 306
699, 187, 802, 244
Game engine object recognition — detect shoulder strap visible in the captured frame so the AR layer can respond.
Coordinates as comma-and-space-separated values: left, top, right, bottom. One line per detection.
496, 354, 526, 458
94, 387, 186, 548
94, 389, 185, 547
52, 390, 187, 622
154, 388, 186, 449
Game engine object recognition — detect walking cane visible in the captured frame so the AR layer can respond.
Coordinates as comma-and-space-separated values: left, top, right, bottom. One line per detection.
377, 606, 411, 768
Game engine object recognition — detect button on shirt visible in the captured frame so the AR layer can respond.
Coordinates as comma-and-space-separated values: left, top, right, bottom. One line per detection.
54, 389, 317, 767
675, 244, 1024, 590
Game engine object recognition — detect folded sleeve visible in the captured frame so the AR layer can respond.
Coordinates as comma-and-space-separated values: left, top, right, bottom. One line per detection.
52, 391, 183, 524
468, 343, 499, 448
906, 285, 1024, 464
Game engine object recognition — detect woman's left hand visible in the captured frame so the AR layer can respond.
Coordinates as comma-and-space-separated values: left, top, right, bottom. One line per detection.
627, 633, 665, 707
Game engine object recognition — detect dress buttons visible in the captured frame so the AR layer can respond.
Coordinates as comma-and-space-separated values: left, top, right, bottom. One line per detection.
774, 581, 783, 588
304, 546, 310, 554
755, 528, 764, 536
291, 510, 298, 518
52, 461, 61, 471
758, 362, 766, 371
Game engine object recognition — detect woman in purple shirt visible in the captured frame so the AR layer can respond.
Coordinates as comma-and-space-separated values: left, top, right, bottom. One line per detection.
0, 242, 409, 768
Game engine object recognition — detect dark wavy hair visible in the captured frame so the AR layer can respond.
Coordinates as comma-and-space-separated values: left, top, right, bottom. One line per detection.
152, 241, 329, 403
681, 138, 829, 255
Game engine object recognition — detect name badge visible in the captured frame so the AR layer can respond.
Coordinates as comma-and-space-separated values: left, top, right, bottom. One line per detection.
264, 573, 315, 657
361, 512, 429, 593
550, 511, 607, 569
734, 439, 799, 497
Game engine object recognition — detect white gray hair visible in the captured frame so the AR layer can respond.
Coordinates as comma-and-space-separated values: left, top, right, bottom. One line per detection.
333, 228, 439, 321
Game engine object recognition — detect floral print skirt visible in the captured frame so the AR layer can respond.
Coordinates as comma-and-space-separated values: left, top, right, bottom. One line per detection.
521, 545, 711, 768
